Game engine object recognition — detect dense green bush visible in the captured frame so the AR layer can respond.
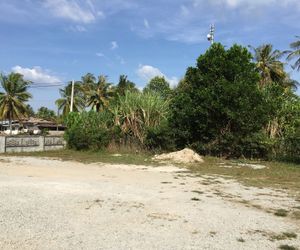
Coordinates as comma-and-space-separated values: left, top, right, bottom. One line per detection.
144, 120, 175, 152
64, 111, 112, 150
64, 91, 171, 151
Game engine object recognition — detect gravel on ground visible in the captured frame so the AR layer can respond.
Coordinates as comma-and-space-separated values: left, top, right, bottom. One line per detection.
0, 156, 299, 250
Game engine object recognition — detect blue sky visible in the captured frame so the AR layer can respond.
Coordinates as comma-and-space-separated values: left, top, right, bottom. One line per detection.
0, 0, 299, 110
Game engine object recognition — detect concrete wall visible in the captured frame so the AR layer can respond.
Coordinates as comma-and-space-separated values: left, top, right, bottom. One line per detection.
0, 136, 66, 153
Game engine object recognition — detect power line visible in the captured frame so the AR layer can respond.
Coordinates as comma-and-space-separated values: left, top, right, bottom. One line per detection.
29, 81, 68, 85
28, 84, 65, 88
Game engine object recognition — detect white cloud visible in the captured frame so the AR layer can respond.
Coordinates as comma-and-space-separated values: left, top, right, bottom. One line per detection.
195, 0, 300, 9
69, 25, 87, 32
96, 52, 105, 57
144, 18, 150, 29
137, 65, 178, 86
43, 0, 97, 24
12, 66, 61, 84
111, 41, 118, 50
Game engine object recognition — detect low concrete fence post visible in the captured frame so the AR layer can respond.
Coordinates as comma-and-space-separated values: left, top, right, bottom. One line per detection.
0, 137, 5, 153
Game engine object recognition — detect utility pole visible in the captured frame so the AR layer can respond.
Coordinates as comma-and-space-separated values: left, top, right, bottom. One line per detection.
207, 24, 215, 45
70, 80, 75, 112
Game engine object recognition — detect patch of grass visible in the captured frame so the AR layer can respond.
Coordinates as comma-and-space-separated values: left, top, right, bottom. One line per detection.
292, 211, 300, 220
192, 190, 204, 195
279, 245, 298, 250
237, 237, 245, 242
271, 232, 297, 241
188, 157, 300, 192
2, 149, 157, 166
213, 191, 223, 196
283, 232, 297, 239
5, 149, 300, 193
238, 199, 250, 205
209, 231, 217, 237
191, 197, 201, 201
161, 181, 172, 184
274, 209, 289, 217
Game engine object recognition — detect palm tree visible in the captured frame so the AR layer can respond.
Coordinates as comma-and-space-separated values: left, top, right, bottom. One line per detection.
0, 73, 32, 133
80, 73, 97, 107
282, 74, 299, 91
81, 73, 96, 91
116, 75, 137, 96
286, 36, 300, 71
85, 75, 114, 112
55, 81, 85, 116
249, 44, 286, 87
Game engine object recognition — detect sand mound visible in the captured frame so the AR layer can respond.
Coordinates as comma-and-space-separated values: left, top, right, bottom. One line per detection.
153, 148, 204, 164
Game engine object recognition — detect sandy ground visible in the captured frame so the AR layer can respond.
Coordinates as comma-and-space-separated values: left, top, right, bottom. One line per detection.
0, 156, 299, 250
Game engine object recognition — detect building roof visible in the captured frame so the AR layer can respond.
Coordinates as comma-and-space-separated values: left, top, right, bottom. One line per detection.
1, 117, 65, 129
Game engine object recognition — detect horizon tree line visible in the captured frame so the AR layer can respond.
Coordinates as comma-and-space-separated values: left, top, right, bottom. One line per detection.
0, 36, 299, 132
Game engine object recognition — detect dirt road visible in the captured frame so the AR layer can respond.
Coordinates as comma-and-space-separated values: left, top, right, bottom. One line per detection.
0, 156, 299, 249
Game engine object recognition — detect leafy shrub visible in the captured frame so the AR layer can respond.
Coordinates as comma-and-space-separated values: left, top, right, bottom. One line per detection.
64, 111, 112, 150
144, 120, 175, 152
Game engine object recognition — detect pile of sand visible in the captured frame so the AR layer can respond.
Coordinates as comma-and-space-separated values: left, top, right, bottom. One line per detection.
153, 148, 204, 164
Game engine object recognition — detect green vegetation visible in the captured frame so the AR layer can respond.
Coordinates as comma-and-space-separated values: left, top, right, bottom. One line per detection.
170, 44, 268, 158
36, 106, 56, 121
143, 76, 172, 100
188, 158, 300, 191
55, 81, 85, 116
0, 73, 32, 131
5, 149, 155, 166
274, 209, 289, 217
250, 44, 286, 88
286, 36, 300, 71
279, 245, 298, 250
5, 149, 300, 192
65, 111, 113, 150
1, 37, 300, 164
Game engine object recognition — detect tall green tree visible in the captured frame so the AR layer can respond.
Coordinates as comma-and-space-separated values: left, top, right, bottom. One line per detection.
0, 73, 32, 132
250, 44, 286, 87
25, 104, 35, 117
55, 81, 85, 116
286, 36, 300, 71
171, 43, 269, 157
116, 75, 137, 96
81, 73, 96, 87
80, 73, 97, 107
85, 75, 114, 112
36, 106, 56, 121
143, 76, 172, 100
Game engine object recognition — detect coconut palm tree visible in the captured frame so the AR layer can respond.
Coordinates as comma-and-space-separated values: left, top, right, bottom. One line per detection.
85, 75, 114, 112
55, 81, 85, 116
286, 36, 300, 71
116, 75, 137, 96
0, 73, 32, 133
80, 73, 97, 107
249, 44, 286, 87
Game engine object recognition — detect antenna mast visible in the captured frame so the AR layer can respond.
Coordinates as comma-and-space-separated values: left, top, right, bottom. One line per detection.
207, 24, 215, 45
